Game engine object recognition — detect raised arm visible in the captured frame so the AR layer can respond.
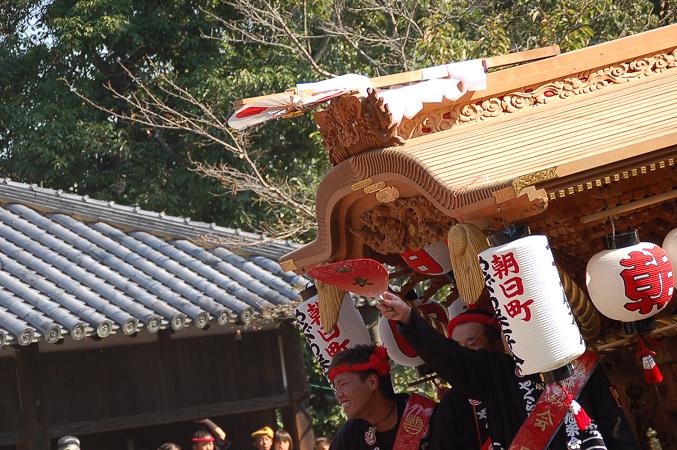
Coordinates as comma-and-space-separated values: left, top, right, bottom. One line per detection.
195, 418, 227, 441
378, 292, 511, 400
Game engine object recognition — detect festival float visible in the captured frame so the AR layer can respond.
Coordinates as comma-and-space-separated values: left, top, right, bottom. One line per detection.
232, 24, 677, 448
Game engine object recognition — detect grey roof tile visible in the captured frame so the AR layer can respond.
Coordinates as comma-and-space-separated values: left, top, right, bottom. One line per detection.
0, 182, 303, 347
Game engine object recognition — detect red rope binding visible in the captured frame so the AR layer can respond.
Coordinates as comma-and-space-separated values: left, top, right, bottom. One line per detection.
558, 383, 591, 431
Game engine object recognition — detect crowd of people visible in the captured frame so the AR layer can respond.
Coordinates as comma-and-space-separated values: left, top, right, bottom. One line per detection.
56, 421, 331, 450
155, 422, 331, 450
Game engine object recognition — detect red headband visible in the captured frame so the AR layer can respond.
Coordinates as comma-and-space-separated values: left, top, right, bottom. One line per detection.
192, 437, 215, 443
447, 309, 500, 337
328, 346, 390, 382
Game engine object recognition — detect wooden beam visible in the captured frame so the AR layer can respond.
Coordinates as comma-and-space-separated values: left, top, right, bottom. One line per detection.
580, 189, 677, 224
484, 45, 560, 69
15, 346, 51, 450
233, 46, 560, 106
48, 392, 289, 438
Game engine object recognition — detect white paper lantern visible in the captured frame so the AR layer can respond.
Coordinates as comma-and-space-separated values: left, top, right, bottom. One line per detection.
295, 292, 372, 373
378, 316, 424, 367
400, 240, 452, 275
663, 228, 677, 269
479, 235, 585, 375
586, 241, 674, 322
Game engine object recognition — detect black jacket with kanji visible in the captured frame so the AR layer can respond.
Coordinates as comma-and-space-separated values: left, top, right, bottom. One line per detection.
398, 311, 638, 450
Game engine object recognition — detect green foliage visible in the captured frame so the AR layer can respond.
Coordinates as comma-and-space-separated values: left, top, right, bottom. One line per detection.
0, 0, 665, 237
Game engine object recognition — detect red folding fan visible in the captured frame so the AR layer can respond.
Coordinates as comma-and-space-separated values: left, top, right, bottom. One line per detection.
308, 259, 389, 297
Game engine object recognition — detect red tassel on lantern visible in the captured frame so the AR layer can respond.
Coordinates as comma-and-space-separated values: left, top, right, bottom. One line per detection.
637, 337, 663, 384
559, 383, 592, 430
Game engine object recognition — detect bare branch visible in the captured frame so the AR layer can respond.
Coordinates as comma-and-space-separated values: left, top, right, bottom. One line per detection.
63, 58, 317, 241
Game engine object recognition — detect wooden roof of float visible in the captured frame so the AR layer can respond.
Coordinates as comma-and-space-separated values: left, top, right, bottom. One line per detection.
281, 25, 677, 275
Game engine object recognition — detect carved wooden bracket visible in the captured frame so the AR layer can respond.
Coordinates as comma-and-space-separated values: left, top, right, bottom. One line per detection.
314, 89, 405, 165
352, 196, 456, 255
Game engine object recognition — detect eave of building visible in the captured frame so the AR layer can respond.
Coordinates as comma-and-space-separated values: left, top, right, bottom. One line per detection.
0, 181, 306, 349
0, 179, 300, 260
282, 34, 677, 274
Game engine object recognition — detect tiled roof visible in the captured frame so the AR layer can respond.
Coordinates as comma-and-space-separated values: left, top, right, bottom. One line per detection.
0, 180, 306, 347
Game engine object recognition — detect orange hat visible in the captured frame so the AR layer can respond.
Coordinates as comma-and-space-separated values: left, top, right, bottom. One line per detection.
251, 426, 274, 439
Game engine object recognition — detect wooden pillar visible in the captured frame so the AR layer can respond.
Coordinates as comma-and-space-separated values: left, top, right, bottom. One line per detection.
279, 321, 315, 450
15, 345, 51, 450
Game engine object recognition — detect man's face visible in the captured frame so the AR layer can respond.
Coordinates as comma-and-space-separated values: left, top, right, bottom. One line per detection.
252, 435, 272, 450
333, 371, 376, 420
193, 442, 214, 450
451, 322, 493, 351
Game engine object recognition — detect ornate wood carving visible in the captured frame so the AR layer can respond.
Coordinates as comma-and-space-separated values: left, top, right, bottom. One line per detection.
399, 48, 677, 139
314, 89, 405, 165
512, 167, 559, 194
352, 196, 456, 255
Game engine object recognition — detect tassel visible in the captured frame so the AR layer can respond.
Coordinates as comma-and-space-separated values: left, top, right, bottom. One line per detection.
559, 383, 591, 430
447, 224, 489, 304
641, 352, 663, 384
637, 336, 663, 385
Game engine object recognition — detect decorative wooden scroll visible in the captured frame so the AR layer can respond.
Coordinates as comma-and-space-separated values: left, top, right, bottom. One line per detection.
398, 48, 677, 139
350, 196, 456, 255
314, 48, 676, 164
314, 90, 405, 165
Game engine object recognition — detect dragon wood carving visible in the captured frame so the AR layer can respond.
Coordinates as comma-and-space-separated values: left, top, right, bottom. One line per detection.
314, 89, 405, 165
351, 196, 456, 255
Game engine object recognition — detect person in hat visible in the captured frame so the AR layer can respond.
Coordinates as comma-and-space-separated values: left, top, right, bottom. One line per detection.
251, 426, 274, 450
328, 344, 437, 450
57, 436, 81, 450
378, 293, 638, 450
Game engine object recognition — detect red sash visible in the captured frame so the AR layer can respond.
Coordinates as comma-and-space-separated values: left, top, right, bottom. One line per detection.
393, 394, 436, 450
508, 351, 599, 450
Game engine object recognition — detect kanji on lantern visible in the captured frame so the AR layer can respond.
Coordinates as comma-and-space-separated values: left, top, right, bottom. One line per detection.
619, 246, 674, 315
499, 276, 524, 298
307, 301, 321, 325
491, 253, 520, 280
327, 339, 350, 357
504, 298, 534, 322
319, 325, 341, 342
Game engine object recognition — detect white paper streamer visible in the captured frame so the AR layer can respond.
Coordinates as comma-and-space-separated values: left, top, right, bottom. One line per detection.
295, 292, 372, 373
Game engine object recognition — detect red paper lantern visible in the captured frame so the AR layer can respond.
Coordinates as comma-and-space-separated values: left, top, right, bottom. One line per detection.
586, 232, 674, 323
